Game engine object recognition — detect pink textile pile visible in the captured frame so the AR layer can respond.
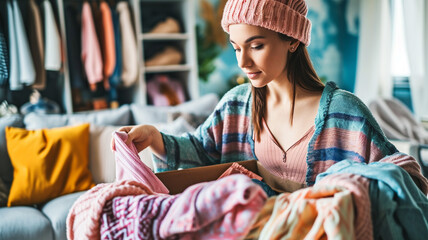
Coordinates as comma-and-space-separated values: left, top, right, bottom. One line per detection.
316, 173, 372, 240
68, 175, 266, 240
160, 174, 267, 239
114, 131, 169, 194
100, 194, 178, 240
66, 180, 154, 240
67, 131, 267, 239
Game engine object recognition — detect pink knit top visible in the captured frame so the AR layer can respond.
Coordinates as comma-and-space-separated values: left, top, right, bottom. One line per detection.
254, 119, 314, 183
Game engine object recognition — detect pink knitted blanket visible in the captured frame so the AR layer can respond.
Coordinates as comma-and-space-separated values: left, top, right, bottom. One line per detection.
66, 180, 154, 240
100, 193, 178, 240
67, 175, 266, 240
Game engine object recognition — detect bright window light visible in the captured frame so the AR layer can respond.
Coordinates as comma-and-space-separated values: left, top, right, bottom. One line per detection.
391, 0, 410, 77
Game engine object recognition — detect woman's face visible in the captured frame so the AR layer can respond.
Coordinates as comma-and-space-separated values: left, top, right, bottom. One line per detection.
229, 24, 293, 88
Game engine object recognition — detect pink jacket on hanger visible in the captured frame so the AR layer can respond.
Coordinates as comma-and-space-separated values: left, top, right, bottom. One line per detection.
81, 1, 103, 91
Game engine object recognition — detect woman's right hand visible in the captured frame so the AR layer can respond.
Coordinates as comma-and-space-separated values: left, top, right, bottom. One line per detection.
111, 124, 165, 157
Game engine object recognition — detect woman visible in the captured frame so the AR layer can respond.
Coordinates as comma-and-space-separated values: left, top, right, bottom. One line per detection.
113, 0, 428, 192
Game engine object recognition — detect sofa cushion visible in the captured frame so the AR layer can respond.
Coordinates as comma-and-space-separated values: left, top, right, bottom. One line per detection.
0, 178, 7, 207
130, 93, 218, 125
0, 114, 24, 191
0, 206, 54, 240
5, 124, 94, 206
89, 119, 195, 184
89, 125, 118, 183
41, 191, 86, 240
23, 104, 131, 130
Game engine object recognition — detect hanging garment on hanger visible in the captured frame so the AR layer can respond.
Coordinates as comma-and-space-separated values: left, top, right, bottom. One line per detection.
27, 0, 46, 89
81, 1, 103, 91
100, 1, 115, 83
6, 0, 20, 90
12, 0, 36, 88
116, 1, 137, 87
108, 4, 121, 106
90, 1, 109, 91
43, 0, 61, 71
64, 3, 85, 89
0, 21, 8, 87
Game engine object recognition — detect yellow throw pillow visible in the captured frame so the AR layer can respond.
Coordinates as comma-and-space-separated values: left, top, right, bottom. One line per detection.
5, 123, 95, 206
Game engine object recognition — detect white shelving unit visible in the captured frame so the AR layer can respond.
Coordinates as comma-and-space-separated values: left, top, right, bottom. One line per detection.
130, 0, 199, 105
55, 0, 198, 113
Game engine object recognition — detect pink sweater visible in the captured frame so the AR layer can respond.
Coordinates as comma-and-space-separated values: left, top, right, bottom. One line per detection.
114, 131, 169, 194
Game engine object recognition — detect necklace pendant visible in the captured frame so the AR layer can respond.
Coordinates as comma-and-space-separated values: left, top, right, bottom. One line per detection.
283, 153, 286, 163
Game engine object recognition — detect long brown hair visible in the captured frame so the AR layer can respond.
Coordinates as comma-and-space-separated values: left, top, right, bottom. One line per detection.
252, 34, 324, 142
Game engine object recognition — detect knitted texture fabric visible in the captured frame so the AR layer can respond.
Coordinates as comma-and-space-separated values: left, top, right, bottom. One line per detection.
68, 175, 266, 239
100, 194, 178, 240
66, 180, 154, 240
221, 0, 312, 46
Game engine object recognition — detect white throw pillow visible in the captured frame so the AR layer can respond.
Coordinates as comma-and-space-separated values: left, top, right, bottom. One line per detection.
89, 119, 195, 183
24, 105, 131, 130
89, 125, 118, 183
131, 93, 219, 125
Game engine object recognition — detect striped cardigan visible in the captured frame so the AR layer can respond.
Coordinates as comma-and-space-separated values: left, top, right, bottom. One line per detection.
154, 82, 428, 193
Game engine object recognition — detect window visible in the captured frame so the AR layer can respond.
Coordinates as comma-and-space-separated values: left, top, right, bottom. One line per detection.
391, 0, 413, 111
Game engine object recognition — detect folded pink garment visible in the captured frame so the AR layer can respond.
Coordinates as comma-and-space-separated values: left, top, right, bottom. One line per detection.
218, 162, 263, 181
160, 174, 267, 239
114, 131, 169, 194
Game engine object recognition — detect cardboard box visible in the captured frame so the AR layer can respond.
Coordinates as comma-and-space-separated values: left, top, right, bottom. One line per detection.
155, 160, 306, 194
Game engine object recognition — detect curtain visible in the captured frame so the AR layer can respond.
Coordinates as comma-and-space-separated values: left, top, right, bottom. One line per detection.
354, 0, 392, 105
402, 0, 428, 121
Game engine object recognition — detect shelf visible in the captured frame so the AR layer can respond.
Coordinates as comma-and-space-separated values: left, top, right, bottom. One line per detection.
133, 0, 199, 103
140, 33, 189, 40
143, 64, 191, 73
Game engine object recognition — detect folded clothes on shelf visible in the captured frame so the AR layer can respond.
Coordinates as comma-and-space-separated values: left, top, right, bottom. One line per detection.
149, 17, 181, 34
145, 46, 183, 67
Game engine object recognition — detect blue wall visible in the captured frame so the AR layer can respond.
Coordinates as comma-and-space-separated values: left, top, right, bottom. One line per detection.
306, 0, 359, 92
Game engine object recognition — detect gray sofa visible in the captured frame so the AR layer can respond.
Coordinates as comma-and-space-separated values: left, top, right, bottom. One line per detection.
0, 94, 218, 240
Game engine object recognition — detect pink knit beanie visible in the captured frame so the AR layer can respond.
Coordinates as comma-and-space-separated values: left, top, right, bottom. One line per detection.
221, 0, 312, 46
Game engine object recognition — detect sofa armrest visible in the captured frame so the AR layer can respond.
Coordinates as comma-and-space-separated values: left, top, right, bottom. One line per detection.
409, 144, 428, 178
